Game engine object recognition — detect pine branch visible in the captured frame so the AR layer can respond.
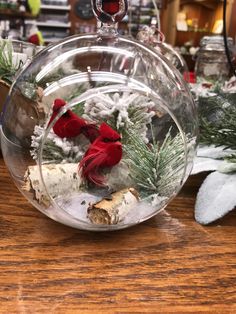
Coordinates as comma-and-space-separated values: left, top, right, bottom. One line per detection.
123, 127, 185, 198
199, 95, 236, 150
30, 126, 86, 163
83, 92, 155, 144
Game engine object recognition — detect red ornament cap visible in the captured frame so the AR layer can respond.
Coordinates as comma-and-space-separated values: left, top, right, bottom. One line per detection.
92, 0, 128, 24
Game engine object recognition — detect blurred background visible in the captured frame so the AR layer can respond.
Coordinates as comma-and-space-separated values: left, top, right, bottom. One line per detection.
0, 0, 235, 72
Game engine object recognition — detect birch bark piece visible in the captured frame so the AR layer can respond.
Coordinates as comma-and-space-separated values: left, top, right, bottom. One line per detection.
23, 163, 81, 207
87, 188, 139, 225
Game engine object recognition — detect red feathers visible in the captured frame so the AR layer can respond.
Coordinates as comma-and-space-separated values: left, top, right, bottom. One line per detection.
102, 1, 120, 14
49, 99, 122, 186
49, 98, 99, 142
79, 123, 122, 186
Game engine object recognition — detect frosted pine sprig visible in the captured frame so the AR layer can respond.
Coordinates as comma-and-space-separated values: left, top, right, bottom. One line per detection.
31, 125, 87, 163
123, 127, 185, 199
199, 95, 236, 150
83, 92, 156, 143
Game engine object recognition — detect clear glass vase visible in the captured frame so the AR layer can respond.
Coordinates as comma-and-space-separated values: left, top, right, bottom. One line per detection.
1, 0, 198, 231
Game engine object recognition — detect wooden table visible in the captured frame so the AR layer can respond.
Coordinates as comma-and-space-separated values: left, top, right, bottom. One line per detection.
0, 156, 235, 313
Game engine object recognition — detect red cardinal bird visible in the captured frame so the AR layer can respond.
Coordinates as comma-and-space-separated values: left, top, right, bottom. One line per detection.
48, 98, 99, 142
79, 123, 122, 186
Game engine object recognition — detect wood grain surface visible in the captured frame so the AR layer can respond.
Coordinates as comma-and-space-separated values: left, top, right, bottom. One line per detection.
0, 156, 235, 313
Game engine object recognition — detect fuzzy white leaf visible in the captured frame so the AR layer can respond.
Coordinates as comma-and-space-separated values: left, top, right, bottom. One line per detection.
195, 171, 236, 224
191, 157, 224, 174
197, 145, 235, 159
218, 162, 236, 174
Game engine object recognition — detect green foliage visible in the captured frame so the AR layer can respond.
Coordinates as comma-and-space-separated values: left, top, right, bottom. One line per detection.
123, 127, 185, 198
198, 94, 236, 150
40, 138, 83, 163
108, 104, 153, 145
225, 154, 236, 163
37, 69, 65, 88
0, 40, 21, 84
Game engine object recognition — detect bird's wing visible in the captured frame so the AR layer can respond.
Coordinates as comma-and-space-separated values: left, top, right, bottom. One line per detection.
81, 124, 100, 143
63, 118, 82, 137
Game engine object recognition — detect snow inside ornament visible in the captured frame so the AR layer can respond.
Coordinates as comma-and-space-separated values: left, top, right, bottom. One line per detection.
1, 0, 198, 231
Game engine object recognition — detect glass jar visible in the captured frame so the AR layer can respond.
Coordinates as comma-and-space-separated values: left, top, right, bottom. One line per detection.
195, 35, 233, 83
1, 0, 198, 231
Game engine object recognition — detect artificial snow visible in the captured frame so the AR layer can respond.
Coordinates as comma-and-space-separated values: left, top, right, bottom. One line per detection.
105, 161, 134, 191
189, 83, 217, 98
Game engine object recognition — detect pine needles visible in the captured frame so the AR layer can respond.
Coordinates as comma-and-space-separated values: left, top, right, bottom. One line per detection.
123, 127, 185, 198
199, 95, 236, 150
31, 126, 86, 164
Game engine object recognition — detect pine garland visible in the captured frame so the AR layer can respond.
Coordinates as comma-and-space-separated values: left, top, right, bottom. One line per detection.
123, 127, 185, 198
198, 94, 236, 150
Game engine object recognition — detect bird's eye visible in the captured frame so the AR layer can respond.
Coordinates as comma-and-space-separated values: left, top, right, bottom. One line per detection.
103, 138, 110, 143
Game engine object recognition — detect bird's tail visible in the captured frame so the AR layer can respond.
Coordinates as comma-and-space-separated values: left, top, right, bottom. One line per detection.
79, 152, 105, 186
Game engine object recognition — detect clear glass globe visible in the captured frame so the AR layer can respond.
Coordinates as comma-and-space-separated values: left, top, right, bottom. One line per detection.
136, 26, 189, 79
154, 42, 189, 79
1, 32, 198, 231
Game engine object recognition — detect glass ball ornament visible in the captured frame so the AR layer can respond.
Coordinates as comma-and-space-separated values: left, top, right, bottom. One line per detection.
136, 25, 189, 80
1, 0, 198, 231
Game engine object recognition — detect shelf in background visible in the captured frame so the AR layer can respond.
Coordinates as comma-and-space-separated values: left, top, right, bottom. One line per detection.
40, 4, 71, 11
175, 30, 212, 47
44, 37, 66, 43
25, 20, 71, 28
